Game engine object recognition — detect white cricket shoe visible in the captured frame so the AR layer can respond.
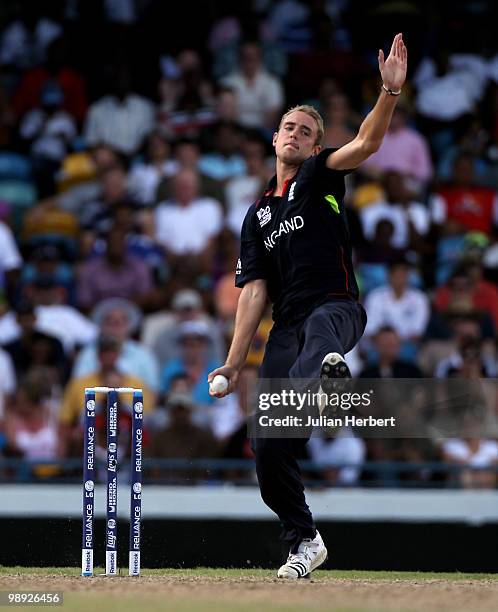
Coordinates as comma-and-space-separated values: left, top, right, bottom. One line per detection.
277, 531, 328, 579
318, 352, 351, 414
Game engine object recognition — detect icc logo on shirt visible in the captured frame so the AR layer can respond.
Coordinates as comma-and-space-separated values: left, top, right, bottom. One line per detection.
257, 206, 271, 227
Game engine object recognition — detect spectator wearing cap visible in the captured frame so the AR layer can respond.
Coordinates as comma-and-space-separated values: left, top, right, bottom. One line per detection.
154, 168, 223, 279
2, 299, 67, 384
141, 289, 224, 366
160, 320, 218, 406
60, 334, 154, 458
363, 260, 430, 361
149, 391, 219, 482
77, 227, 154, 311
73, 298, 160, 392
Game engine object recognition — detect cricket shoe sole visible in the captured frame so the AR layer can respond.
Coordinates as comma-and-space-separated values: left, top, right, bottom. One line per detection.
318, 352, 351, 416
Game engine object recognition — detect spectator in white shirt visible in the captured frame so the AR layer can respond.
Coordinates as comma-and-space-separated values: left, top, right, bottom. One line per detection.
308, 428, 366, 486
414, 51, 488, 122
0, 220, 23, 296
364, 260, 430, 344
128, 130, 178, 205
84, 66, 155, 156
220, 41, 284, 130
0, 347, 16, 423
155, 168, 223, 279
441, 420, 498, 489
28, 276, 97, 354
360, 171, 430, 250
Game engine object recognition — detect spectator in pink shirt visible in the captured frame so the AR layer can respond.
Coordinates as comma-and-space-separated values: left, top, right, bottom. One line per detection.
362, 105, 433, 195
77, 227, 154, 311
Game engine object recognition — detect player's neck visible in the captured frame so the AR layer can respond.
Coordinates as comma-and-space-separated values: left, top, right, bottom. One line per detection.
274, 159, 299, 196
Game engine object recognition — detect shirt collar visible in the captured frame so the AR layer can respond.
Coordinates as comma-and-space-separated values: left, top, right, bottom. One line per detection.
264, 172, 298, 198
264, 174, 277, 196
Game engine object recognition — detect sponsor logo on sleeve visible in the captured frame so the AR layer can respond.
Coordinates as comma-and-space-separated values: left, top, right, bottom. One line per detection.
325, 194, 340, 214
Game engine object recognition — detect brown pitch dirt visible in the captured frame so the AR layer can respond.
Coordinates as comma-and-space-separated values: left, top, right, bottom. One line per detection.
1, 573, 498, 612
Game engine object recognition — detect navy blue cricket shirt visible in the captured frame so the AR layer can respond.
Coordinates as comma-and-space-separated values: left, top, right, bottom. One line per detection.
235, 148, 359, 324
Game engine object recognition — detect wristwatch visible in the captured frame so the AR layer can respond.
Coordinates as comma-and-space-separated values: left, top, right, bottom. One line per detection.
382, 84, 401, 96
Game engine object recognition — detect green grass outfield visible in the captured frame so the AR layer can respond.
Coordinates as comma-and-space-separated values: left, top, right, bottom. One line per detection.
0, 566, 497, 580
1, 567, 497, 612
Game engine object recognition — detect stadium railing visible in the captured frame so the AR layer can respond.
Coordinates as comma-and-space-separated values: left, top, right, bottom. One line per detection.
0, 457, 496, 488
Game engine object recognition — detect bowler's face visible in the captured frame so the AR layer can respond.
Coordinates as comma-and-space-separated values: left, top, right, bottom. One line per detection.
273, 111, 321, 164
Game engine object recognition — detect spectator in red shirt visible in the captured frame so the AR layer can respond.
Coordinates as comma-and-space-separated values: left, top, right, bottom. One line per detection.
10, 37, 87, 122
434, 261, 498, 330
430, 153, 498, 236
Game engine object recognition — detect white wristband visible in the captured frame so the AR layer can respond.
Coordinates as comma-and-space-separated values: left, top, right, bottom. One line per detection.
382, 84, 401, 96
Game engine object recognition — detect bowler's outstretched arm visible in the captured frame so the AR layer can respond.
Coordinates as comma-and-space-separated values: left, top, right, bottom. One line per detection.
327, 33, 408, 170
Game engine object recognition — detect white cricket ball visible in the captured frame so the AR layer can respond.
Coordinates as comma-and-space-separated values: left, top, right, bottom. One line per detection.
210, 374, 229, 394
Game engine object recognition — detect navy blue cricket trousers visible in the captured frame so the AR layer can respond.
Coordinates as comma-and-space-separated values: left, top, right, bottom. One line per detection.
252, 298, 367, 547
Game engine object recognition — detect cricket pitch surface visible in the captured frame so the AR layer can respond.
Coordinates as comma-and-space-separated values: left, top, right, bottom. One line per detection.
1, 568, 498, 611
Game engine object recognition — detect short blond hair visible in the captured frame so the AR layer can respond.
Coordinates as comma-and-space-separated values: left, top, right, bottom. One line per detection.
278, 104, 324, 146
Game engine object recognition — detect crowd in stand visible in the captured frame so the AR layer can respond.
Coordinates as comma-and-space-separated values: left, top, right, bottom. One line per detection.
1, 0, 498, 488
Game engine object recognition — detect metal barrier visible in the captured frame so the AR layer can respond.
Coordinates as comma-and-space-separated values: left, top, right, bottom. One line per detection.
0, 457, 497, 488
